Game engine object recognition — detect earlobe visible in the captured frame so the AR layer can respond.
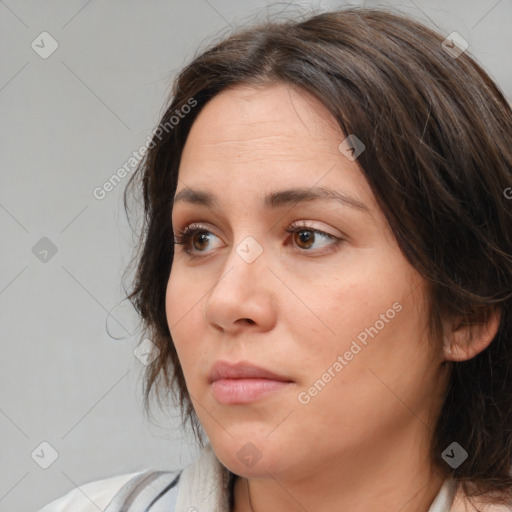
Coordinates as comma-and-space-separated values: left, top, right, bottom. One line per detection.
443, 307, 501, 362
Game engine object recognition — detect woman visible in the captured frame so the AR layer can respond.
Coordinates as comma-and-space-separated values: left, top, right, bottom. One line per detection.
39, 6, 512, 512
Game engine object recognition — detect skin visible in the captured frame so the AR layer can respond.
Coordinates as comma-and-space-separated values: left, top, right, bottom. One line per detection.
165, 82, 499, 512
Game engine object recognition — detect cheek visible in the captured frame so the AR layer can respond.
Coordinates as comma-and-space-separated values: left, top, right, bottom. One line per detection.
295, 307, 432, 445
331, 255, 424, 351
305, 262, 429, 387
165, 268, 204, 365
306, 275, 389, 353
165, 262, 204, 325
165, 268, 182, 328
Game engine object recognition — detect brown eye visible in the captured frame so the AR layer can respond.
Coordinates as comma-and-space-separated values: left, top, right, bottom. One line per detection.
173, 224, 222, 257
191, 231, 211, 251
293, 229, 316, 249
174, 222, 343, 259
285, 222, 341, 253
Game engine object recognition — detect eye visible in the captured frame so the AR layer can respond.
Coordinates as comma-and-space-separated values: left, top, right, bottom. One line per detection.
173, 221, 343, 258
284, 221, 342, 252
173, 223, 222, 256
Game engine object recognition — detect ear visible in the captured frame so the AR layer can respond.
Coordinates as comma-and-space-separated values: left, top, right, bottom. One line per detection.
443, 307, 502, 362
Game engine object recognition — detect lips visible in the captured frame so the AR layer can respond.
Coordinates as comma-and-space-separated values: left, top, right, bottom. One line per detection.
208, 360, 293, 384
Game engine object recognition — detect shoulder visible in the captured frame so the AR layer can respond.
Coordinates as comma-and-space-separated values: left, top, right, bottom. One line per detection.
450, 486, 512, 512
38, 469, 182, 512
37, 443, 229, 511
38, 471, 143, 511
451, 498, 512, 512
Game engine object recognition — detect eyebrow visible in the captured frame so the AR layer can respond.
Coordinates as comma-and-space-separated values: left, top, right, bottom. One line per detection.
172, 186, 371, 214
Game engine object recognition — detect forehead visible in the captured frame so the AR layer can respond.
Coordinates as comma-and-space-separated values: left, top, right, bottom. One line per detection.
179, 82, 345, 167
174, 82, 377, 221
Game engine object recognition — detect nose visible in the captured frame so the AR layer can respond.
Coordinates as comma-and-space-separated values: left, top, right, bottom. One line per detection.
203, 239, 277, 335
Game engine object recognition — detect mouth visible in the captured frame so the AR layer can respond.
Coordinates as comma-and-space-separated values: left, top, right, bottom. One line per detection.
209, 360, 294, 404
208, 360, 293, 382
211, 378, 292, 404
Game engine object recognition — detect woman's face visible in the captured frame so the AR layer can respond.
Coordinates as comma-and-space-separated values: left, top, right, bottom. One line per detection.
166, 82, 448, 480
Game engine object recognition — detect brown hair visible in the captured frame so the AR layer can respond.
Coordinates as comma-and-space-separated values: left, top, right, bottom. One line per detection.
123, 6, 512, 506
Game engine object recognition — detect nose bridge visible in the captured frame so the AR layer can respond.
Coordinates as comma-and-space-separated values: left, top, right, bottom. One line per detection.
203, 229, 273, 330
215, 231, 267, 292
233, 232, 266, 266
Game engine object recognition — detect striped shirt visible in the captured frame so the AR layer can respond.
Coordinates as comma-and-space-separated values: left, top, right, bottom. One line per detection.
38, 443, 510, 512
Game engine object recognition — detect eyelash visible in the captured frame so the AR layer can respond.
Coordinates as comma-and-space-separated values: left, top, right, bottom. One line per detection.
173, 221, 343, 259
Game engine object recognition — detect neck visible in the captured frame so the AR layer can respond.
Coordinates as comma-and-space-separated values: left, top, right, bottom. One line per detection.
232, 425, 447, 512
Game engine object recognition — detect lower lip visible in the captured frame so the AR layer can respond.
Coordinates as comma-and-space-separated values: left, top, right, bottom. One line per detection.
211, 378, 292, 404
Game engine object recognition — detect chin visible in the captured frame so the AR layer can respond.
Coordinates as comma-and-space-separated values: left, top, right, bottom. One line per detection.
211, 435, 287, 477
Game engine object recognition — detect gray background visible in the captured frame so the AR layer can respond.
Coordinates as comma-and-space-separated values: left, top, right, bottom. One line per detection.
0, 1, 510, 510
